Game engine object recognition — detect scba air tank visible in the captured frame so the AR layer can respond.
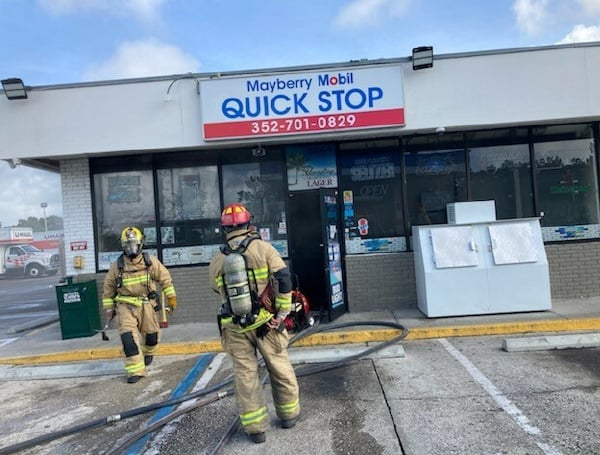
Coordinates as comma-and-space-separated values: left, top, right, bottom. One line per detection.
223, 253, 252, 317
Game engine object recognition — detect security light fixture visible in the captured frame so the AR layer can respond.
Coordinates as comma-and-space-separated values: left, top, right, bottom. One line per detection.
1, 78, 28, 100
412, 46, 434, 70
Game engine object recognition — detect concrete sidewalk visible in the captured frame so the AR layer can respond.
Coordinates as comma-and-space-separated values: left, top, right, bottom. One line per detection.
1, 297, 600, 369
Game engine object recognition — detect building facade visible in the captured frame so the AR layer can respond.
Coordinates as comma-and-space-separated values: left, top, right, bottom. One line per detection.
2, 43, 600, 323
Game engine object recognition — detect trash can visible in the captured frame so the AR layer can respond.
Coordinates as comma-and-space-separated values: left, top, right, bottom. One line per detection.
55, 278, 101, 340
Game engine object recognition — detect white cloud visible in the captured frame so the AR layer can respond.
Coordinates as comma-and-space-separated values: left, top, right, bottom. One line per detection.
333, 0, 412, 29
512, 0, 549, 35
557, 23, 600, 43
38, 0, 166, 22
0, 162, 62, 228
577, 0, 600, 18
82, 38, 200, 81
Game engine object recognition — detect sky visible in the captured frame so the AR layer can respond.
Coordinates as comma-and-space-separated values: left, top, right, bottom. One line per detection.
1, 0, 600, 227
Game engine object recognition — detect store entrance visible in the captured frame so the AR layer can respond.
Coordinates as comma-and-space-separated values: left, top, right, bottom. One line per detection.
287, 189, 346, 321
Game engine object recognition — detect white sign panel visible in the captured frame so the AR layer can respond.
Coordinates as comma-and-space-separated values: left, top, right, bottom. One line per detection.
200, 65, 405, 140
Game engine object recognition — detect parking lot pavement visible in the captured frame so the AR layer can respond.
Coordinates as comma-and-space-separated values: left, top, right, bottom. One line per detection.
3, 335, 598, 454
1, 297, 600, 453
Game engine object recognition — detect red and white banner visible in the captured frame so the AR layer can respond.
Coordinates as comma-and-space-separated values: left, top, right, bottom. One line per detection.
200, 65, 405, 140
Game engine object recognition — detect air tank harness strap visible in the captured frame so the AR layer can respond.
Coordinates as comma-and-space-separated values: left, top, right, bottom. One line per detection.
219, 308, 274, 334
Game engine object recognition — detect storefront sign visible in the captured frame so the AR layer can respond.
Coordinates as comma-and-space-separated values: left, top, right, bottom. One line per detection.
70, 241, 88, 251
286, 143, 338, 190
201, 65, 405, 140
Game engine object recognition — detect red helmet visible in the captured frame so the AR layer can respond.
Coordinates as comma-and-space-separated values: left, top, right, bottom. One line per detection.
221, 203, 251, 227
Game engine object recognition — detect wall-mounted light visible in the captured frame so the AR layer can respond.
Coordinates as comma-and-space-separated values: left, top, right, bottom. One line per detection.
252, 145, 266, 157
412, 46, 434, 70
1, 78, 28, 100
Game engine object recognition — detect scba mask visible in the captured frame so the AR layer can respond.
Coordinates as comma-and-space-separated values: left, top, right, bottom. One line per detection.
121, 226, 144, 259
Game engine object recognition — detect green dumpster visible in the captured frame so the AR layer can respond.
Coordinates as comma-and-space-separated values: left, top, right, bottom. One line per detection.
55, 278, 101, 340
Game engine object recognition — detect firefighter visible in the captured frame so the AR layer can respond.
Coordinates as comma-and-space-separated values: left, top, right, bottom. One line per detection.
102, 226, 177, 384
209, 203, 300, 444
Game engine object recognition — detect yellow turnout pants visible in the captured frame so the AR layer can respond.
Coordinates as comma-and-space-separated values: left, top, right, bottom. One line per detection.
222, 326, 300, 434
116, 301, 160, 378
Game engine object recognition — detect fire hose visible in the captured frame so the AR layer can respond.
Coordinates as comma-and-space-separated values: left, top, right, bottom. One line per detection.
0, 319, 409, 455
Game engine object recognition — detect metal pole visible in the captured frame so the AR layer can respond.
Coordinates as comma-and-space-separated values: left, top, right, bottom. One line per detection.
40, 202, 48, 232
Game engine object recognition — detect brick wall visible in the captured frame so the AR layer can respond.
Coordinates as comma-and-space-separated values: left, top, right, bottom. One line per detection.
546, 242, 600, 299
344, 253, 417, 312
60, 159, 96, 277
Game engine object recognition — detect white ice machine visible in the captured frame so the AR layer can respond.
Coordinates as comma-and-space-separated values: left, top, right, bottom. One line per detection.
413, 209, 552, 317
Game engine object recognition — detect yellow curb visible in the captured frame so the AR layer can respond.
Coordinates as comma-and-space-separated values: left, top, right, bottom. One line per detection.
404, 317, 600, 340
0, 347, 121, 365
1, 318, 599, 366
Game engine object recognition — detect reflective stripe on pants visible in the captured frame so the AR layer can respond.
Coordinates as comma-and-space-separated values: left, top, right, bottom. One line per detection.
222, 325, 300, 434
116, 301, 160, 378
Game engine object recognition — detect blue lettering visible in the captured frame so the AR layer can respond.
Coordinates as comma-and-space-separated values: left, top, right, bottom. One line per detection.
246, 77, 313, 93
222, 93, 310, 118
345, 88, 366, 109
222, 98, 245, 119
245, 97, 262, 118
368, 87, 383, 106
293, 93, 309, 113
272, 94, 291, 115
317, 72, 354, 86
318, 91, 332, 112
329, 89, 346, 111
317, 86, 385, 112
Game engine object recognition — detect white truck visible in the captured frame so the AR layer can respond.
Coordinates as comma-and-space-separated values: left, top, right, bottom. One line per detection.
0, 228, 61, 278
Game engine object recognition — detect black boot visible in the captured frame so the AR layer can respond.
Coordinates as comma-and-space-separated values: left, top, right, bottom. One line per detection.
281, 414, 300, 429
144, 355, 153, 366
249, 432, 266, 443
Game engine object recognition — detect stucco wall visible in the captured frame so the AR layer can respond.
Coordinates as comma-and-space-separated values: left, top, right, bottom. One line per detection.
3, 44, 600, 161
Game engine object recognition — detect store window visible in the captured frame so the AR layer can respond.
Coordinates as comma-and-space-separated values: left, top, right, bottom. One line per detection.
533, 124, 600, 240
221, 158, 288, 257
404, 133, 467, 228
157, 165, 222, 266
93, 168, 156, 270
467, 128, 534, 220
339, 139, 406, 253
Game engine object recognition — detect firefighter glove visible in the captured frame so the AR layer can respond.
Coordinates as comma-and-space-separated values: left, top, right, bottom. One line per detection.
167, 296, 177, 313
267, 315, 284, 330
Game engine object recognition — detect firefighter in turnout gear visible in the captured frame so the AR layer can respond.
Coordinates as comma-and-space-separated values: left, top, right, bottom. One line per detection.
209, 203, 300, 444
102, 226, 177, 384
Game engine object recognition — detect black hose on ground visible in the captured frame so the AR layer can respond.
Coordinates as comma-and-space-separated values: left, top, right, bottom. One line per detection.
0, 378, 234, 455
103, 388, 236, 455
0, 319, 408, 455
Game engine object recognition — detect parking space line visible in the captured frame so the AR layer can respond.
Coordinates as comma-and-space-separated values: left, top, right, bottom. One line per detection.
0, 338, 18, 349
439, 338, 563, 455
125, 353, 216, 455
142, 353, 227, 455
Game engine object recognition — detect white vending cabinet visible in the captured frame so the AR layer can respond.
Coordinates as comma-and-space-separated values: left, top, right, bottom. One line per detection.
413, 217, 552, 317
